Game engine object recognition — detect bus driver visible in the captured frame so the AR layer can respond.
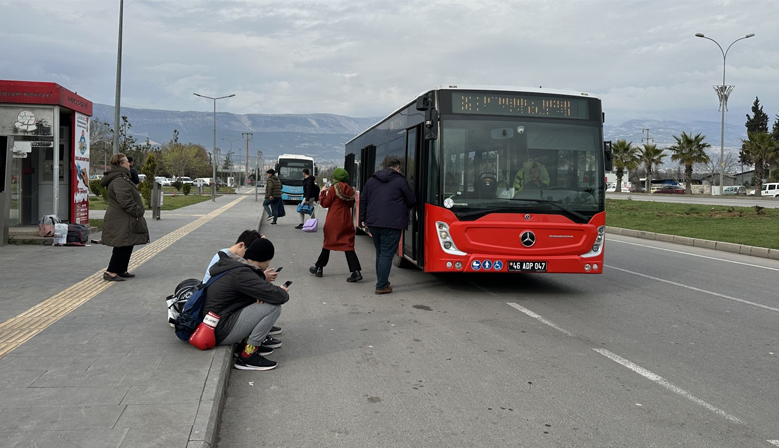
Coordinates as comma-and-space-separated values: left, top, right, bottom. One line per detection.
513, 161, 549, 191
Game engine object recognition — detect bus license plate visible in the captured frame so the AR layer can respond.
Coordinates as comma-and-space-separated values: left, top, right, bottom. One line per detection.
508, 261, 547, 272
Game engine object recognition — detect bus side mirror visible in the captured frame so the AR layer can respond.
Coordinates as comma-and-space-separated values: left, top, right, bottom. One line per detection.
314, 167, 319, 176
416, 95, 431, 111
604, 141, 613, 172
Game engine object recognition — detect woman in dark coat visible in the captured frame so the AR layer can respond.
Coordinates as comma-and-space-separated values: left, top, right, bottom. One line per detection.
99, 153, 150, 281
309, 168, 362, 282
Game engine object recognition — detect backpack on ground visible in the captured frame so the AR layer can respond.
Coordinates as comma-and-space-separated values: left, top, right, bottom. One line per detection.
173, 270, 233, 341
38, 214, 60, 237
166, 278, 202, 328
66, 223, 89, 245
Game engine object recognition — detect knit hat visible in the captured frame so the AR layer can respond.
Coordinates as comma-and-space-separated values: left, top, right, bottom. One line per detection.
266, 169, 275, 175
244, 238, 275, 262
333, 168, 349, 183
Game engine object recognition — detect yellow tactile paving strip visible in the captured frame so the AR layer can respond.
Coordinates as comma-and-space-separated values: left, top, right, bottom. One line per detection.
0, 196, 247, 359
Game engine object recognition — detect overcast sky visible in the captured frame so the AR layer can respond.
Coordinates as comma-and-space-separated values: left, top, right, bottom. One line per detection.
2, 0, 777, 126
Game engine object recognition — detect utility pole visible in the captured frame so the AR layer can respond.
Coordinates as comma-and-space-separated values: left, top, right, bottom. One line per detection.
242, 132, 253, 186
642, 128, 653, 146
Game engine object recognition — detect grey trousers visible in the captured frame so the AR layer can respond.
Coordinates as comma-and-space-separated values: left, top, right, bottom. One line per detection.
219, 302, 281, 347
299, 198, 316, 223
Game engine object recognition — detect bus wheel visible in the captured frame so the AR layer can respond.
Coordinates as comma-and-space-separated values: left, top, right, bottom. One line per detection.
393, 253, 413, 269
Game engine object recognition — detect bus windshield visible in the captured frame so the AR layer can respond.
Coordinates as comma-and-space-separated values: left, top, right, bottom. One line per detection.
441, 118, 603, 218
277, 159, 313, 186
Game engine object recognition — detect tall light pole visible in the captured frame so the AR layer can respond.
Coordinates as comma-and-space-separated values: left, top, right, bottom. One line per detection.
194, 93, 235, 201
112, 0, 124, 154
221, 137, 241, 185
695, 32, 755, 193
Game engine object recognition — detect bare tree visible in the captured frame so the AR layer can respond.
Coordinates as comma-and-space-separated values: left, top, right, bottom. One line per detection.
703, 151, 740, 185
89, 118, 112, 175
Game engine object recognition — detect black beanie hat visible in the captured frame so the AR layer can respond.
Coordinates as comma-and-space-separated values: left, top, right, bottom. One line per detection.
244, 238, 274, 262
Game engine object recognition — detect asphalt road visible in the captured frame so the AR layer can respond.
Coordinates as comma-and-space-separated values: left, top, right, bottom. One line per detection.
217, 207, 779, 448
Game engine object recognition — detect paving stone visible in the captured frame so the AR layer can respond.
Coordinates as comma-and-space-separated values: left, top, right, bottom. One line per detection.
0, 355, 97, 372
20, 429, 129, 448
29, 368, 127, 388
115, 403, 198, 428
0, 386, 129, 407
0, 369, 46, 389
0, 406, 124, 431
121, 383, 203, 405
119, 426, 190, 448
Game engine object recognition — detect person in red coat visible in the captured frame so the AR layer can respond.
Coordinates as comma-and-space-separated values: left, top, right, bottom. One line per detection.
309, 168, 363, 282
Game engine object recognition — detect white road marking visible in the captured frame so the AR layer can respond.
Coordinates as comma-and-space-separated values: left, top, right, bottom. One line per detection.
607, 266, 779, 313
594, 348, 743, 424
609, 238, 779, 272
506, 302, 574, 336
767, 440, 779, 446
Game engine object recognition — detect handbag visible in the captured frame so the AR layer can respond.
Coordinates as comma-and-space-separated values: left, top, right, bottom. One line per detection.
296, 203, 314, 215
302, 218, 318, 232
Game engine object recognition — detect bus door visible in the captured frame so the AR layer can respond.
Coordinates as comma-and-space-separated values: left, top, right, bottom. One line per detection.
402, 127, 422, 263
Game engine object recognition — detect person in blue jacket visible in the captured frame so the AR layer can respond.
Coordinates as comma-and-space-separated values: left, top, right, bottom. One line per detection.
358, 157, 416, 294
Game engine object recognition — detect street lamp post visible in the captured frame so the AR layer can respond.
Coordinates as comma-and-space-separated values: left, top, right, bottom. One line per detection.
194, 93, 235, 201
112, 0, 124, 155
695, 32, 755, 193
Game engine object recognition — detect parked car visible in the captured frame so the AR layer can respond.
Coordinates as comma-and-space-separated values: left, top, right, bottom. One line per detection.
653, 185, 686, 194
723, 186, 746, 196
193, 178, 213, 187
154, 176, 171, 186
177, 177, 193, 185
760, 182, 779, 198
215, 179, 226, 187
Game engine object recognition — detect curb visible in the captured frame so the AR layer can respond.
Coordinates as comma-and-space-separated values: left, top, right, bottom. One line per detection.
188, 345, 235, 448
606, 226, 779, 260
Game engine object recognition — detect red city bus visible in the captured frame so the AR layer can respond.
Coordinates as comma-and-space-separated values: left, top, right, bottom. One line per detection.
345, 86, 612, 274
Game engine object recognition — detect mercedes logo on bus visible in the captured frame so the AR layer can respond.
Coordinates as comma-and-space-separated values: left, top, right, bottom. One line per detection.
520, 231, 536, 247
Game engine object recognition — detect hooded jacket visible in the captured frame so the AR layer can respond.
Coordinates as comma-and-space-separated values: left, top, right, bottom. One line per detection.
265, 175, 282, 199
319, 181, 356, 251
203, 253, 289, 344
359, 169, 417, 230
302, 175, 318, 201
99, 166, 149, 247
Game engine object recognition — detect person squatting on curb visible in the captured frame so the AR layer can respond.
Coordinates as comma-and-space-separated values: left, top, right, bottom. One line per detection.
100, 153, 150, 282
296, 168, 318, 229
202, 230, 282, 347
359, 157, 416, 295
263, 169, 282, 225
309, 168, 362, 282
202, 238, 289, 371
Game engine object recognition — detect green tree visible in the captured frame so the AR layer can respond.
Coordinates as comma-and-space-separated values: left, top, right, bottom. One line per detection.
160, 142, 210, 179
668, 132, 711, 194
611, 139, 640, 193
138, 153, 158, 207
638, 143, 665, 192
742, 131, 779, 195
740, 97, 769, 165
89, 118, 112, 175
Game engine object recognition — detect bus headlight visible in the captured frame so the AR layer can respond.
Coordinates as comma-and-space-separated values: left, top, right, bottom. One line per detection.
581, 226, 605, 258
436, 221, 466, 256
455, 261, 463, 269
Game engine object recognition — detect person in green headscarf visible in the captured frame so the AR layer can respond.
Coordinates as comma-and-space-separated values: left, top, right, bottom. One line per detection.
308, 167, 363, 283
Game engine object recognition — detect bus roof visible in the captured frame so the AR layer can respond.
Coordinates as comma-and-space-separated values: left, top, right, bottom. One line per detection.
346, 85, 600, 145
277, 154, 314, 161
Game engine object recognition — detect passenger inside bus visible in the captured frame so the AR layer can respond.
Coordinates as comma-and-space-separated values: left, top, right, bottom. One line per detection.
513, 160, 549, 191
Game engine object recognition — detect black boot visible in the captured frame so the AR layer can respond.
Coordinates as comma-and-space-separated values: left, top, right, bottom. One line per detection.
346, 270, 363, 283
309, 266, 323, 277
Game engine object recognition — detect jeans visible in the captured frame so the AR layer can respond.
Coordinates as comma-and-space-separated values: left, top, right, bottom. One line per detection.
263, 198, 277, 223
299, 198, 316, 223
219, 302, 281, 347
369, 227, 402, 290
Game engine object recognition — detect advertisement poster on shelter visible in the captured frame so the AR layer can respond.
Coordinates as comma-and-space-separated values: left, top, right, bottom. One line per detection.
72, 113, 90, 224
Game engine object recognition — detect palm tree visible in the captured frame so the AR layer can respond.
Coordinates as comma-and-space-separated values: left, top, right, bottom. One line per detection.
668, 132, 711, 194
611, 139, 640, 192
742, 131, 779, 195
638, 143, 665, 192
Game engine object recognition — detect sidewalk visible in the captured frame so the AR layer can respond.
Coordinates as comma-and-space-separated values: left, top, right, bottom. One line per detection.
0, 188, 263, 448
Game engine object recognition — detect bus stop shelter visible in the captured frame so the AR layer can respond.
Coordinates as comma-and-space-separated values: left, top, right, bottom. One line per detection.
0, 80, 93, 245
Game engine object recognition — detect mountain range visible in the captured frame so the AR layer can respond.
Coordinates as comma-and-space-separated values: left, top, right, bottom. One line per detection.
93, 104, 749, 167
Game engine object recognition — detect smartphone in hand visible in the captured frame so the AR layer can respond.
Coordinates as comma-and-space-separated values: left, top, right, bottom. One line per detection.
275, 267, 283, 273
283, 280, 293, 288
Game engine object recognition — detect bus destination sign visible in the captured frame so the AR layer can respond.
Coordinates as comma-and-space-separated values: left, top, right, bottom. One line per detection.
451, 92, 589, 119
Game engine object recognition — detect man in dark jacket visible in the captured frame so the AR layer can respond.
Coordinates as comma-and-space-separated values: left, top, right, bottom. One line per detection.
203, 238, 289, 371
359, 157, 416, 294
296, 168, 317, 229
127, 156, 141, 185
263, 169, 283, 225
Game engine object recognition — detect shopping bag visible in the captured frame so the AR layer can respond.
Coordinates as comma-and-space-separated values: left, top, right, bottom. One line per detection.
302, 218, 318, 232
296, 203, 313, 215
